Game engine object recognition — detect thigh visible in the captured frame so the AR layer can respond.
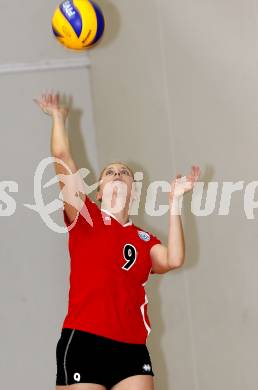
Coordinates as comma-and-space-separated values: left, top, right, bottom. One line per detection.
110, 375, 154, 390
70, 384, 106, 390
108, 342, 155, 390
56, 385, 106, 390
55, 328, 108, 388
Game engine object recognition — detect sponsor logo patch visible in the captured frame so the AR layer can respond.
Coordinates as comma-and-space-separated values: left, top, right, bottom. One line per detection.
143, 364, 151, 372
138, 230, 150, 242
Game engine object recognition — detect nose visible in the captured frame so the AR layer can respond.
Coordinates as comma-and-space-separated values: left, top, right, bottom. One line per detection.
114, 172, 120, 176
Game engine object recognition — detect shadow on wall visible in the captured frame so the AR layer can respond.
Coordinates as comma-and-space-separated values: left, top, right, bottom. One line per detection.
90, 0, 121, 48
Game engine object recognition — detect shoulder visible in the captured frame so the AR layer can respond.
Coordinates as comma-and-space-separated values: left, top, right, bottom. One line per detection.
63, 194, 100, 228
132, 225, 161, 245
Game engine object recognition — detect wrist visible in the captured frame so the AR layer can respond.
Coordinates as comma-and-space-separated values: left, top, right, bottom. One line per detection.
52, 110, 66, 122
169, 191, 183, 203
169, 194, 183, 215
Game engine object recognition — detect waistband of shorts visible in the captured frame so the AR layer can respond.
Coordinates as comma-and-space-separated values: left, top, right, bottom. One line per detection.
61, 327, 147, 347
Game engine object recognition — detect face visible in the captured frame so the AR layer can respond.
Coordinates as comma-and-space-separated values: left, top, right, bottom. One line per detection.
96, 163, 135, 205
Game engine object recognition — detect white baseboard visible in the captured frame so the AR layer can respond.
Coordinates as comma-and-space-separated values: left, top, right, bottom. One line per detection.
0, 56, 91, 75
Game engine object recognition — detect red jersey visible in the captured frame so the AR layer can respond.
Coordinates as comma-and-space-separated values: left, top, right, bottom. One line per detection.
61, 195, 161, 344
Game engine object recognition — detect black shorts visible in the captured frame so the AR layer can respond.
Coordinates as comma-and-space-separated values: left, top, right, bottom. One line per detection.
56, 328, 154, 389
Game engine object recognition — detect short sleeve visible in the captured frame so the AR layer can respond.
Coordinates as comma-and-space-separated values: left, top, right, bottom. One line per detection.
62, 194, 95, 229
148, 234, 162, 249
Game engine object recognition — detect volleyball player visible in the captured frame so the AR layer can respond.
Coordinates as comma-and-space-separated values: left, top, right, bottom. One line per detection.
34, 92, 200, 390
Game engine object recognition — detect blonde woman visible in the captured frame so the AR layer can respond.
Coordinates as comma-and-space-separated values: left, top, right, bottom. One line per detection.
35, 93, 200, 390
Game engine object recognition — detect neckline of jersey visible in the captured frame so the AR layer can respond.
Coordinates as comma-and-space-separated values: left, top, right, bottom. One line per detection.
100, 208, 133, 228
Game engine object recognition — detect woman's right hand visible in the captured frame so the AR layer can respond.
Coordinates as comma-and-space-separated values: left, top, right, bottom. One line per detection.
33, 92, 69, 121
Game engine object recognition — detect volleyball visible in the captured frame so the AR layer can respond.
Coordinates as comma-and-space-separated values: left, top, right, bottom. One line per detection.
52, 0, 105, 50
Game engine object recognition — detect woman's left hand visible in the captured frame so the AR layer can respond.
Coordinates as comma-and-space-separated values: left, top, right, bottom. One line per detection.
169, 165, 201, 202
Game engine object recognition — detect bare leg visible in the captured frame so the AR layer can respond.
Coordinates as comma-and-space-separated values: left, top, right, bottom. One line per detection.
56, 384, 106, 390
111, 375, 154, 390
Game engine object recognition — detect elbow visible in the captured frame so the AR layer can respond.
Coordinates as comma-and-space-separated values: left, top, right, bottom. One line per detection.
168, 255, 185, 270
52, 149, 70, 160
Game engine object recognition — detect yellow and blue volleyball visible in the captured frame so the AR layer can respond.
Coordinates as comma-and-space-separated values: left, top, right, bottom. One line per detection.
52, 0, 105, 50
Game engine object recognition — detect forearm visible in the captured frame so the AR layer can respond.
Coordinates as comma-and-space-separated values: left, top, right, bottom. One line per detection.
51, 112, 71, 157
167, 197, 185, 267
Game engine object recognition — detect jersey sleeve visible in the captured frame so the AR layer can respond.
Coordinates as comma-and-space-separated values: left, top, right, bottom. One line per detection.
63, 194, 96, 229
148, 233, 162, 274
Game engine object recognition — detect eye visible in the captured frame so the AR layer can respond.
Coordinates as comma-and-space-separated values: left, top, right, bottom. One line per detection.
105, 169, 114, 176
121, 168, 130, 176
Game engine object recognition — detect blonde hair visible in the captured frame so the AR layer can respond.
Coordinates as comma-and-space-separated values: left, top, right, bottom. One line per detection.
97, 161, 134, 193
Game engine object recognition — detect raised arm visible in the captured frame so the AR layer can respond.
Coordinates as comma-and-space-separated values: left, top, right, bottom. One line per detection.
150, 166, 201, 274
34, 92, 86, 224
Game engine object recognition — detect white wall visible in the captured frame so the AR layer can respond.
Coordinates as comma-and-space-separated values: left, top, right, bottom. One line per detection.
89, 0, 258, 389
0, 7, 99, 386
1, 0, 258, 389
